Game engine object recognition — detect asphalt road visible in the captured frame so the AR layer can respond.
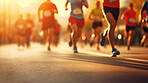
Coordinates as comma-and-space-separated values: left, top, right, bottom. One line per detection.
0, 42, 148, 83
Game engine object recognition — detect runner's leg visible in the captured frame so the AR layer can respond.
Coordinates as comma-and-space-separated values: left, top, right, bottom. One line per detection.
104, 12, 117, 49
48, 28, 54, 51
127, 30, 134, 50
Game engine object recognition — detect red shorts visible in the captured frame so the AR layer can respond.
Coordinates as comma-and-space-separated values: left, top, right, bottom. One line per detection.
69, 17, 84, 28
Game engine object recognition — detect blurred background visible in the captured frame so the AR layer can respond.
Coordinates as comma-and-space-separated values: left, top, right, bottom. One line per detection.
0, 0, 147, 46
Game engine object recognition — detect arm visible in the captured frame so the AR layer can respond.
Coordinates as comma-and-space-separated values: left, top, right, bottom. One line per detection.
38, 5, 42, 22
121, 14, 125, 20
88, 10, 93, 20
140, 2, 146, 26
53, 5, 58, 14
65, 1, 69, 11
77, 0, 88, 8
121, 11, 126, 20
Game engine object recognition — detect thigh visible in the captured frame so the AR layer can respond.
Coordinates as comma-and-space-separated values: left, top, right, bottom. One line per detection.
105, 13, 117, 27
77, 27, 82, 38
103, 7, 118, 27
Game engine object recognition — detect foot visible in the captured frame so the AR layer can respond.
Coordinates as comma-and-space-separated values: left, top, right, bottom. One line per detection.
112, 48, 120, 57
69, 35, 72, 47
47, 46, 51, 51
127, 46, 130, 51
100, 33, 106, 46
90, 41, 93, 47
74, 46, 78, 53
97, 46, 99, 50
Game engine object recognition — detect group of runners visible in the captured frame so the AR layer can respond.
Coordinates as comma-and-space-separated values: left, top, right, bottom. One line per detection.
15, 0, 148, 57
15, 13, 34, 48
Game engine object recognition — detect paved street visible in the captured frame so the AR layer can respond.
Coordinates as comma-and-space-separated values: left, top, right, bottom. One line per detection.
0, 42, 148, 83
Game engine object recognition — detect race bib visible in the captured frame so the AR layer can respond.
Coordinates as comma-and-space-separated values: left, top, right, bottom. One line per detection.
73, 8, 82, 16
18, 24, 24, 29
94, 16, 100, 21
27, 23, 32, 28
44, 10, 51, 17
129, 18, 136, 23
109, 0, 117, 2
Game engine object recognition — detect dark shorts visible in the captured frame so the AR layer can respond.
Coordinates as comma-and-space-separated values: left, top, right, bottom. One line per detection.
103, 6, 119, 21
92, 22, 103, 29
42, 20, 56, 30
126, 26, 135, 32
143, 27, 148, 33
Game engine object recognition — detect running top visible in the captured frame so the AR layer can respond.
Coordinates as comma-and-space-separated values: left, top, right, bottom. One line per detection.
38, 2, 57, 21
26, 19, 34, 28
123, 10, 137, 26
142, 11, 147, 27
67, 0, 87, 19
103, 0, 120, 8
89, 8, 103, 22
142, 1, 148, 20
142, 11, 147, 20
15, 19, 26, 34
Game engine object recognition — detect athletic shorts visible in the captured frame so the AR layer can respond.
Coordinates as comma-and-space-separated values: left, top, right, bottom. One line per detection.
103, 6, 119, 21
42, 19, 56, 30
69, 17, 84, 28
92, 22, 103, 29
143, 27, 148, 33
126, 26, 135, 32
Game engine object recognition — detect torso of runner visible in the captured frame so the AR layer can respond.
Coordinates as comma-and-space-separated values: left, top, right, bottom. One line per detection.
103, 0, 120, 8
142, 1, 148, 21
39, 2, 57, 21
26, 19, 34, 28
15, 20, 26, 34
90, 8, 103, 22
123, 10, 137, 26
67, 0, 87, 19
142, 11, 148, 28
26, 19, 34, 33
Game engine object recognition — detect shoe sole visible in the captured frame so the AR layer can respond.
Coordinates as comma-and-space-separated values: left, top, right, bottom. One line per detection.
100, 33, 105, 46
69, 40, 72, 47
112, 51, 120, 57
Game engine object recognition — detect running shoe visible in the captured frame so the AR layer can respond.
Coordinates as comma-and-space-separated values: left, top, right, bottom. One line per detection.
74, 46, 78, 53
100, 33, 106, 46
127, 46, 130, 51
97, 46, 99, 50
90, 41, 93, 47
111, 48, 120, 57
47, 46, 51, 51
69, 35, 72, 47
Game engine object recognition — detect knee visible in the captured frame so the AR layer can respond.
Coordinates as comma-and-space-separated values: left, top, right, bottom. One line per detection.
110, 23, 116, 29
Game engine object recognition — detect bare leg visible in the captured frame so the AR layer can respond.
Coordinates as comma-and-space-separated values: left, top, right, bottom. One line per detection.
127, 30, 134, 50
90, 28, 98, 46
43, 30, 48, 44
141, 33, 148, 45
71, 24, 78, 47
104, 13, 117, 49
48, 28, 54, 51
97, 27, 102, 47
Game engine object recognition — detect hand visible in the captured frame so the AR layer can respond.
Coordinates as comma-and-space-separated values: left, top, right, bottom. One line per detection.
65, 7, 68, 11
77, 0, 82, 3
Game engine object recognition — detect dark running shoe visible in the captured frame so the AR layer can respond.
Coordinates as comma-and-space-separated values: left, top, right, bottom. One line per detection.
74, 46, 78, 53
112, 48, 120, 57
100, 33, 106, 46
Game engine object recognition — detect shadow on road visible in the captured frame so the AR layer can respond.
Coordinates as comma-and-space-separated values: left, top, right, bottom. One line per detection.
50, 52, 148, 71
